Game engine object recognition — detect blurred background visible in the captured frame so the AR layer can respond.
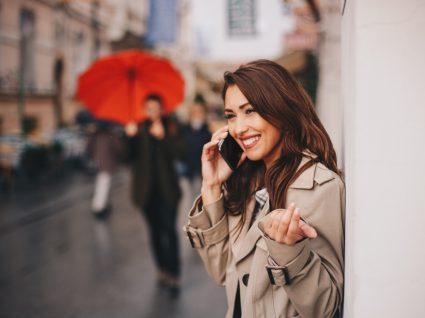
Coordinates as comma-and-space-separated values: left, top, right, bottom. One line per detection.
1, 0, 424, 317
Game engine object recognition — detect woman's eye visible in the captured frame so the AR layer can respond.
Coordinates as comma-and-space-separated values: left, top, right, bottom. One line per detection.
246, 108, 256, 115
224, 114, 235, 120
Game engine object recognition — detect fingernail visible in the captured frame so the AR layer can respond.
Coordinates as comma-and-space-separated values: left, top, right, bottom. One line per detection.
289, 202, 295, 208
295, 208, 300, 214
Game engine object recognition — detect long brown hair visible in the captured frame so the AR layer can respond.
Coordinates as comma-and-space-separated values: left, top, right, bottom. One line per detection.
222, 59, 340, 216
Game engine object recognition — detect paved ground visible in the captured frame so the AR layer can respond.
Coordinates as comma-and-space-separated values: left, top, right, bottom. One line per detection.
0, 168, 226, 318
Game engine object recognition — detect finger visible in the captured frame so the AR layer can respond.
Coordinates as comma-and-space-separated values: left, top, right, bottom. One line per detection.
264, 210, 280, 239
286, 208, 301, 243
287, 202, 296, 214
202, 140, 220, 154
264, 210, 277, 231
202, 140, 220, 160
213, 129, 228, 140
275, 209, 293, 242
212, 125, 229, 139
217, 131, 229, 141
300, 222, 318, 238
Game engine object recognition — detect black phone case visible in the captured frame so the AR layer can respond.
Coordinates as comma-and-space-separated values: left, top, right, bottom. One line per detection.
218, 134, 243, 170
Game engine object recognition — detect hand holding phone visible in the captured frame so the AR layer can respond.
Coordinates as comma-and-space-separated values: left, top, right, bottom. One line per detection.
201, 127, 245, 204
218, 134, 244, 171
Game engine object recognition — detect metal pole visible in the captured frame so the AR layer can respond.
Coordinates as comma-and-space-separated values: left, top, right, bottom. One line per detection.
91, 0, 100, 61
17, 63, 25, 137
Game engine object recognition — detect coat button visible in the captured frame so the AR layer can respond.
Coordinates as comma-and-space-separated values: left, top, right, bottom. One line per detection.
242, 274, 249, 286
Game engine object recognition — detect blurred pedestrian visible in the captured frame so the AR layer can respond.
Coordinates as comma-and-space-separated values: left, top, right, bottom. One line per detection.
86, 122, 122, 218
184, 60, 345, 317
124, 94, 185, 296
181, 98, 212, 200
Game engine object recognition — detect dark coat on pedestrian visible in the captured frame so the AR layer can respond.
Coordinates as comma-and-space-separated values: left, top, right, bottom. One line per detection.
181, 123, 211, 180
125, 116, 186, 209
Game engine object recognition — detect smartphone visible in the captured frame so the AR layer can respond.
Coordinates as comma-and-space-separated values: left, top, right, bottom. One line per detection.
218, 134, 243, 170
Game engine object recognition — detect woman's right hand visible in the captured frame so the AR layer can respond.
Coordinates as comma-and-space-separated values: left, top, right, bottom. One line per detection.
201, 125, 246, 205
125, 122, 138, 137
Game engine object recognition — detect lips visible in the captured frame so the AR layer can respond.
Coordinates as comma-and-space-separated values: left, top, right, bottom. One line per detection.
241, 135, 260, 150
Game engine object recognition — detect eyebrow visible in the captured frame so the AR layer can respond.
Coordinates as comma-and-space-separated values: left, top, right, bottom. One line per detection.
224, 102, 250, 112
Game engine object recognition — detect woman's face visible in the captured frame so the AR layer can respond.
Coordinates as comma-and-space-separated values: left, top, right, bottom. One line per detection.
224, 85, 282, 168
145, 99, 162, 121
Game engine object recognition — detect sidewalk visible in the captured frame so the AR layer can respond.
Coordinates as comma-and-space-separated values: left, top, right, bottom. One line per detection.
0, 170, 109, 235
0, 168, 226, 318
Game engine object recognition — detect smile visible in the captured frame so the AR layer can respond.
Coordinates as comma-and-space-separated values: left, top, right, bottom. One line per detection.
241, 135, 260, 149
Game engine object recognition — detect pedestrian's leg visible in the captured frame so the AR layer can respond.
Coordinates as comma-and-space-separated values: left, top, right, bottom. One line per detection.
91, 171, 111, 213
143, 199, 168, 278
160, 202, 181, 285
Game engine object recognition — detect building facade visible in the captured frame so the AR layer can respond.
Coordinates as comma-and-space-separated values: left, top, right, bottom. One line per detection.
0, 0, 113, 137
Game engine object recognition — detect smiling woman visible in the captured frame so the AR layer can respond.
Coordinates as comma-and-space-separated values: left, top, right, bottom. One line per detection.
223, 86, 283, 167
184, 59, 345, 318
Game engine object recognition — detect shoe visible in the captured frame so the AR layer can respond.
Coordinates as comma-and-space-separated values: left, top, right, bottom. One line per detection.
156, 271, 169, 288
169, 285, 180, 298
156, 271, 181, 297
168, 281, 181, 298
93, 205, 111, 220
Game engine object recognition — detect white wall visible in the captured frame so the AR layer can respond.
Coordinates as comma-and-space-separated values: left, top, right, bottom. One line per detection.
316, 0, 343, 167
190, 0, 294, 62
342, 0, 425, 317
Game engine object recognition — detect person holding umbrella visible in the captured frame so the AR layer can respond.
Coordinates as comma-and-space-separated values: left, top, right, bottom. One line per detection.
125, 94, 186, 296
77, 50, 186, 295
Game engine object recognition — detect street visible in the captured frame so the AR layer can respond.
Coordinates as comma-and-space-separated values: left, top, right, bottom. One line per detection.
0, 169, 226, 318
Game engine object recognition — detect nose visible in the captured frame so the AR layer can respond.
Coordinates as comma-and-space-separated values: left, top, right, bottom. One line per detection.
232, 116, 249, 137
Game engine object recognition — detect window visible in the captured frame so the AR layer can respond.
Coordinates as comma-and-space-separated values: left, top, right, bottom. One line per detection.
227, 0, 256, 37
19, 8, 36, 92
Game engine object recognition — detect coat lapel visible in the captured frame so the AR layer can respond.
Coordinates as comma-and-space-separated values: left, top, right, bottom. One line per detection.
234, 199, 270, 265
229, 197, 256, 258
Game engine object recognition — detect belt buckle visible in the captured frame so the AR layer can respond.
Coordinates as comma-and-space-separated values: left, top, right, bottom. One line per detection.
266, 266, 291, 285
186, 229, 203, 248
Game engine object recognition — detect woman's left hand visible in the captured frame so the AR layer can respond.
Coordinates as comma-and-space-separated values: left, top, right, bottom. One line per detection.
263, 204, 317, 245
149, 119, 165, 140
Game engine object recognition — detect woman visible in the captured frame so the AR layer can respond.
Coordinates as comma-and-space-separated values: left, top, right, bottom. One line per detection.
184, 60, 344, 317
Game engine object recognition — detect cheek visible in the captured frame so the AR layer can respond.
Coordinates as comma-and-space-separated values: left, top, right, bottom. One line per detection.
228, 124, 236, 137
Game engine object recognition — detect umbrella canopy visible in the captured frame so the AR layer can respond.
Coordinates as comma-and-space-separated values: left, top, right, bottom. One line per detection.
76, 50, 185, 124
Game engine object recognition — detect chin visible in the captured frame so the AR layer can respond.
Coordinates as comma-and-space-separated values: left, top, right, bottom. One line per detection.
245, 149, 264, 162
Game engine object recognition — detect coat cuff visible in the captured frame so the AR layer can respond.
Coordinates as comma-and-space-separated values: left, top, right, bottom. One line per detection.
188, 194, 225, 230
258, 222, 311, 286
184, 195, 228, 249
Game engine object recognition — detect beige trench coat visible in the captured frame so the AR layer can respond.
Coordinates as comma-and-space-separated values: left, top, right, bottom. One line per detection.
184, 157, 345, 318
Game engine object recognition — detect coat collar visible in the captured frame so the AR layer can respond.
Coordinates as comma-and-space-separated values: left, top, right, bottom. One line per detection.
288, 152, 336, 189
289, 155, 317, 190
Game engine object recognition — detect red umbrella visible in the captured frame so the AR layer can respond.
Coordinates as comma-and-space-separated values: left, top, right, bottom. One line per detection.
76, 50, 185, 124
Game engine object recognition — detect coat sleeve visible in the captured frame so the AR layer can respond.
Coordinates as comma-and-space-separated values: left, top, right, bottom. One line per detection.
184, 195, 230, 286
120, 132, 140, 163
259, 176, 345, 318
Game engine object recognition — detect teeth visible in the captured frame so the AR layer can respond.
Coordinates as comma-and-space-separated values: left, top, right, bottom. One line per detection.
243, 136, 260, 146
